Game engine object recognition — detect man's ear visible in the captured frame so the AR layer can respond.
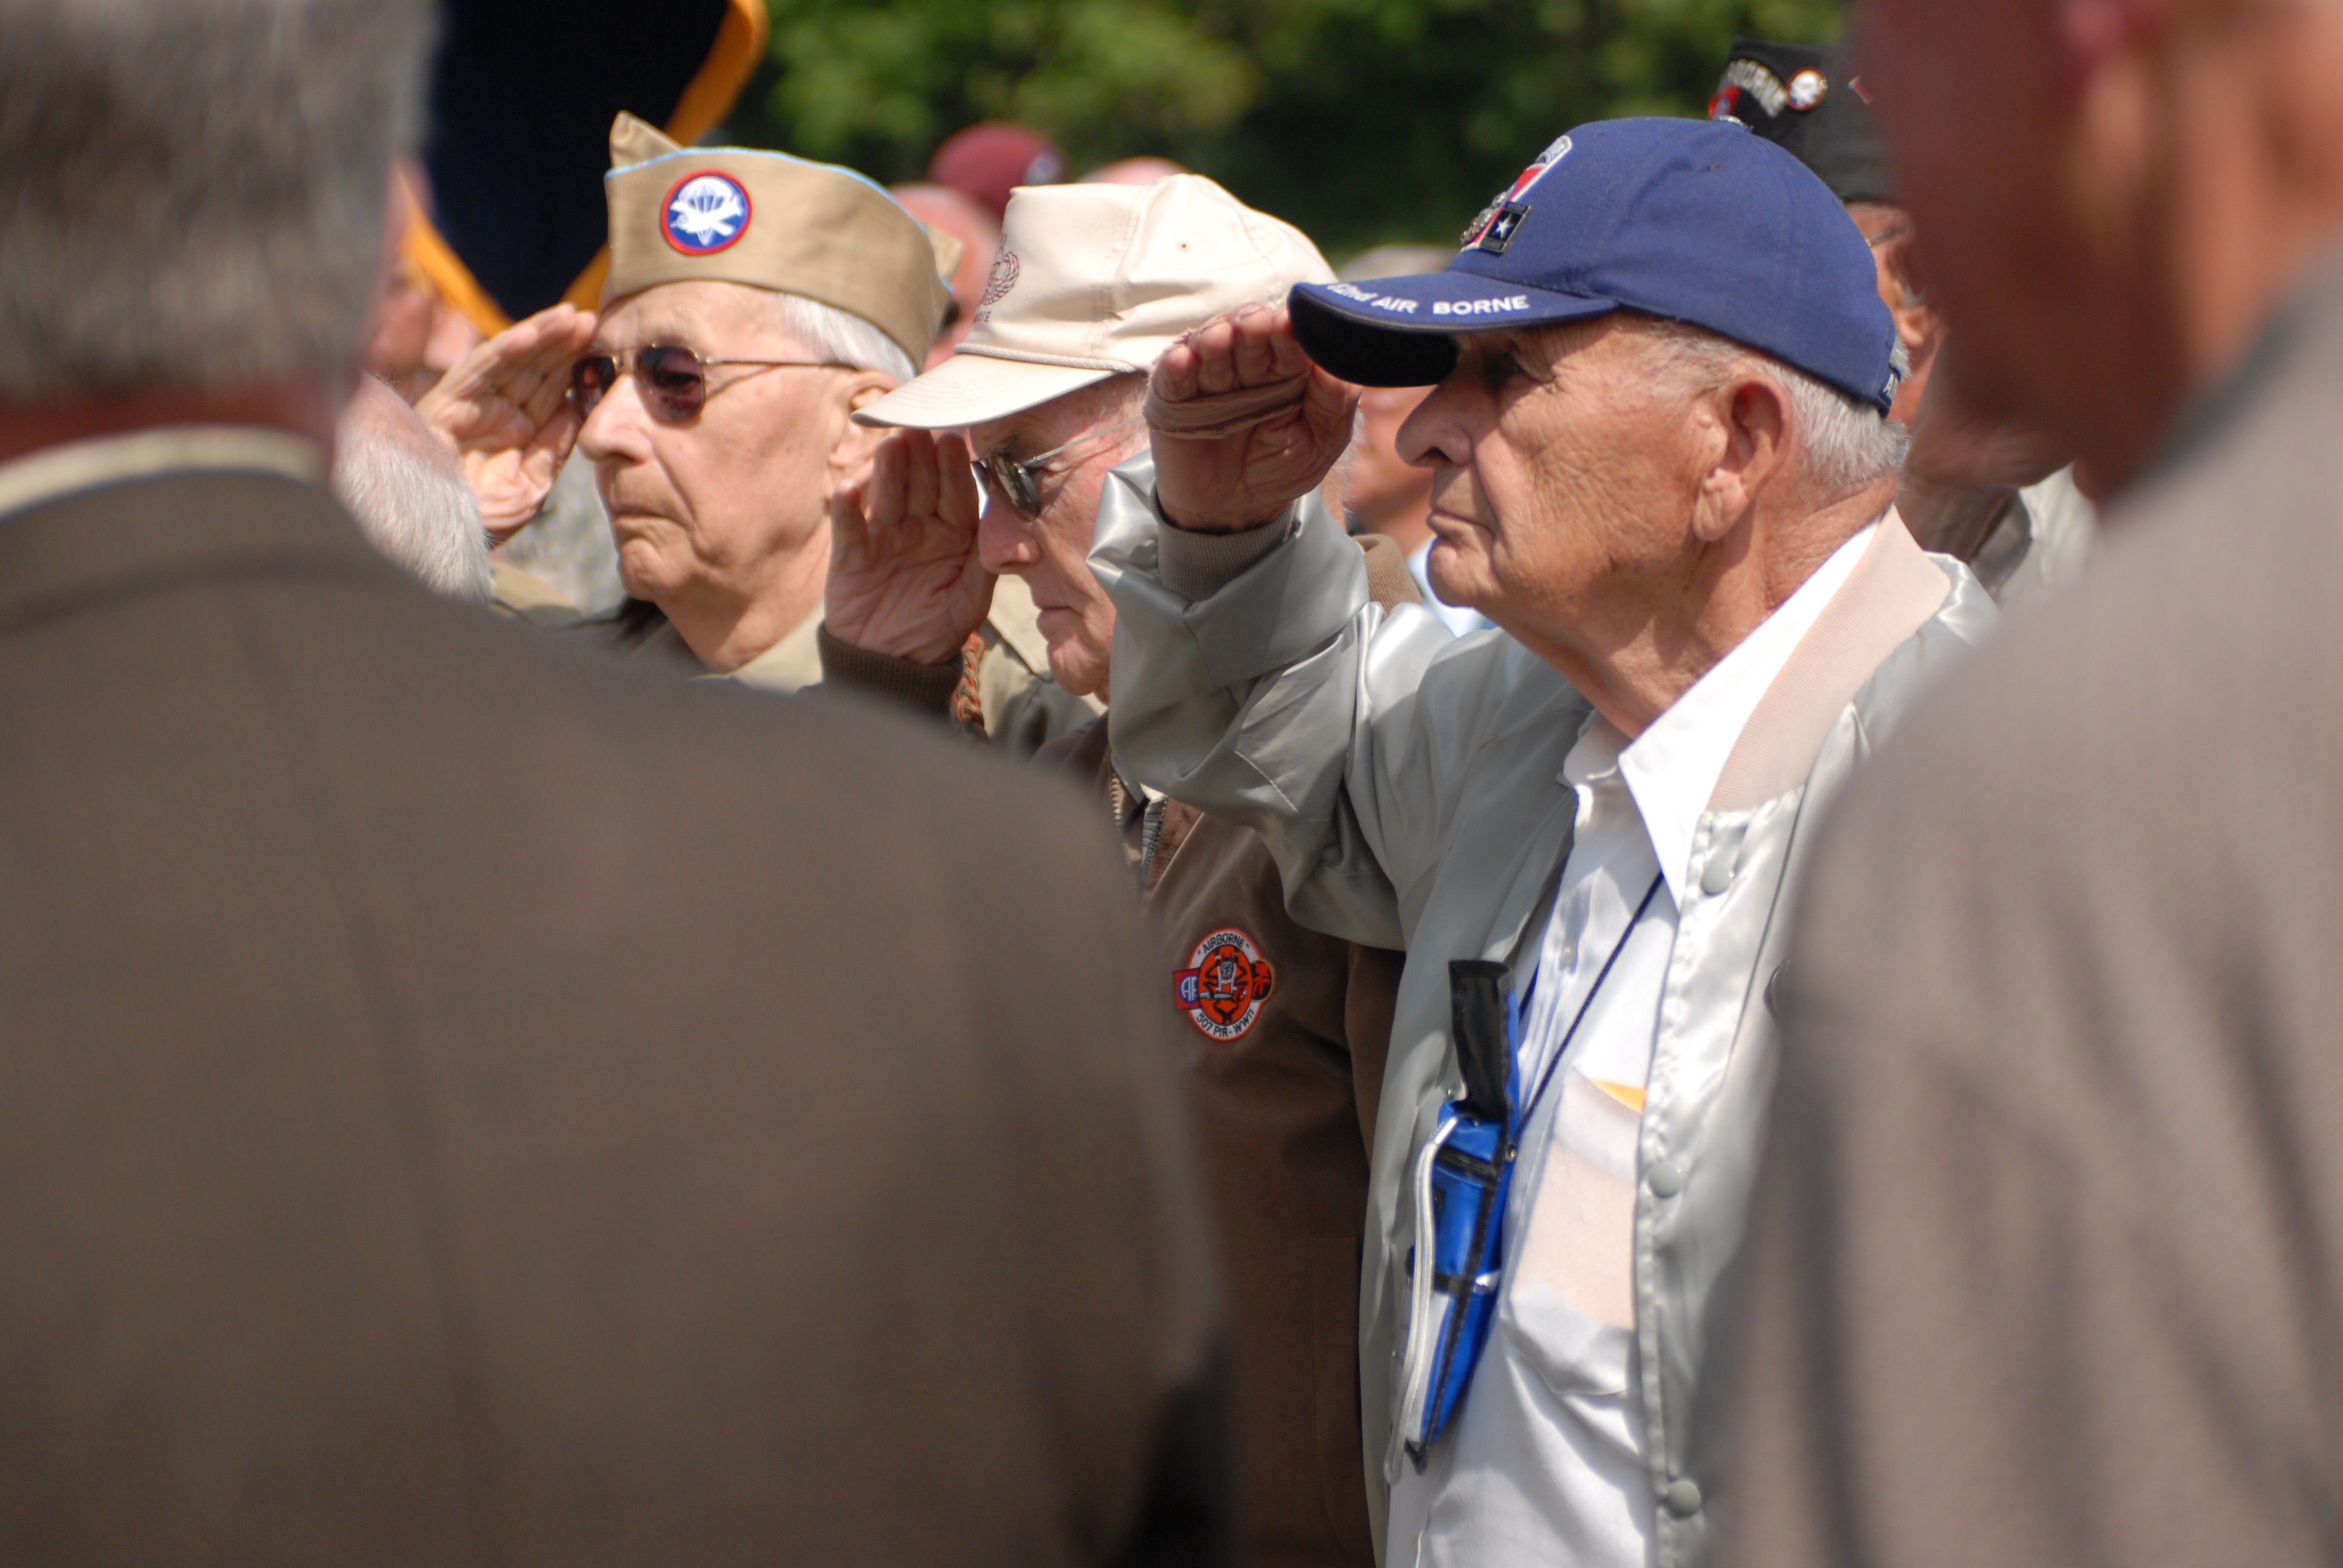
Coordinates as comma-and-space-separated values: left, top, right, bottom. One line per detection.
1690, 376, 1790, 543
827, 376, 897, 485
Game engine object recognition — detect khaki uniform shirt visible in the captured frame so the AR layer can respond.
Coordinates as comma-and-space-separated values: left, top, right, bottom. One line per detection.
571, 601, 827, 694
489, 562, 583, 627
580, 577, 1100, 755
726, 604, 826, 694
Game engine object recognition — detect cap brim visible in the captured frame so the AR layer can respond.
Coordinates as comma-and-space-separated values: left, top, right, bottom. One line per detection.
856, 351, 1121, 429
1289, 272, 1619, 387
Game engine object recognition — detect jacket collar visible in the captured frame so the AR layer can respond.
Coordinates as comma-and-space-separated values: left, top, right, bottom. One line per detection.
1710, 510, 1953, 812
0, 425, 325, 522
0, 459, 382, 629
1616, 517, 1878, 905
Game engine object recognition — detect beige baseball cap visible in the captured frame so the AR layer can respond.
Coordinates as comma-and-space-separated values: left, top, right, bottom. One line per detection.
857, 173, 1335, 429
601, 113, 949, 372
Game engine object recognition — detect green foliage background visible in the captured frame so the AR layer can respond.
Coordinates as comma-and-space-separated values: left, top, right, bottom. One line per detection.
723, 0, 1841, 260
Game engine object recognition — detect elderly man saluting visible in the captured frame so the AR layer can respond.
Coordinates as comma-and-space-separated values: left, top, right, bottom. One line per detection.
436, 114, 1089, 742
1094, 118, 1993, 1567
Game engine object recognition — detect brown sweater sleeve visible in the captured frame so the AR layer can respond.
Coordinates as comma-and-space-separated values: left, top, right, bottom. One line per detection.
816, 622, 965, 722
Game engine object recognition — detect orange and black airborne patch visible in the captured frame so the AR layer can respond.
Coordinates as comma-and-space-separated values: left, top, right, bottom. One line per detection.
1173, 928, 1276, 1042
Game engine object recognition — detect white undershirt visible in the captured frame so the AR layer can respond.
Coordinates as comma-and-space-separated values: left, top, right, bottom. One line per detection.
1388, 520, 1876, 1568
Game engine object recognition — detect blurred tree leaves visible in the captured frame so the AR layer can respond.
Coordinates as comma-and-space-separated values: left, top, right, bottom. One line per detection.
728, 0, 1840, 257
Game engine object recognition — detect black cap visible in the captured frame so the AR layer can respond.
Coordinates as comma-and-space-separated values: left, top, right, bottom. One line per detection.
1708, 38, 1891, 207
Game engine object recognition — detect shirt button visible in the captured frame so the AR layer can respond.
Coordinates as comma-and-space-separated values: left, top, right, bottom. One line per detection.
1559, 939, 1578, 967
1646, 1158, 1686, 1198
1664, 1478, 1703, 1517
1699, 857, 1733, 896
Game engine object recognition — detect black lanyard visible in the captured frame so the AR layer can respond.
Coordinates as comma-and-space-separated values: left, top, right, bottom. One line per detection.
1516, 872, 1666, 1135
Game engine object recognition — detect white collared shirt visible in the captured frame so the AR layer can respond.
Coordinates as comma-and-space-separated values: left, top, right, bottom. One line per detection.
1387, 519, 1876, 1568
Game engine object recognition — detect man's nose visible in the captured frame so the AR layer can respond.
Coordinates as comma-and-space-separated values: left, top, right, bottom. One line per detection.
577, 373, 651, 464
977, 490, 1041, 574
1396, 379, 1476, 471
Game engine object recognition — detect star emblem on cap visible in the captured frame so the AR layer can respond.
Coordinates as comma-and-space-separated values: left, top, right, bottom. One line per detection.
1476, 201, 1532, 255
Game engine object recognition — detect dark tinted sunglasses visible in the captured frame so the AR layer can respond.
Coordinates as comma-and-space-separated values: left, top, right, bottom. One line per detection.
569, 344, 856, 422
972, 416, 1147, 517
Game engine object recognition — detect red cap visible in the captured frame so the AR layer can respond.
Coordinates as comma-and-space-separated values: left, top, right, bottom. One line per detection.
928, 122, 1067, 223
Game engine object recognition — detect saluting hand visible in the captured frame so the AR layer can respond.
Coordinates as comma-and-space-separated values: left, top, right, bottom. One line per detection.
414, 302, 598, 542
1149, 304, 1360, 535
827, 429, 996, 666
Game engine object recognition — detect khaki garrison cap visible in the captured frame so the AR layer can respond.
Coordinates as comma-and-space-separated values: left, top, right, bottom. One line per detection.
601, 113, 951, 371
858, 174, 1335, 429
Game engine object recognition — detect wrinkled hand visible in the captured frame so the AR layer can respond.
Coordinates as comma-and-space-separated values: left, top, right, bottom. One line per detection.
1149, 304, 1360, 534
414, 302, 598, 541
827, 429, 995, 665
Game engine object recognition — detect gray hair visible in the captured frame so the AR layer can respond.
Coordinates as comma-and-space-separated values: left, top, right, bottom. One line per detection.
1630, 319, 1912, 496
0, 0, 434, 402
332, 378, 493, 604
771, 293, 917, 386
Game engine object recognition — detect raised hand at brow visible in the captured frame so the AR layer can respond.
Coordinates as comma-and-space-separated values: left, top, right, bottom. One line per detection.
1148, 304, 1361, 535
826, 428, 997, 665
415, 302, 600, 541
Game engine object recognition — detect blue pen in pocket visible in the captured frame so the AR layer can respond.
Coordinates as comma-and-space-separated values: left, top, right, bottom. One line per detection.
1394, 959, 1518, 1471
1391, 874, 1664, 1475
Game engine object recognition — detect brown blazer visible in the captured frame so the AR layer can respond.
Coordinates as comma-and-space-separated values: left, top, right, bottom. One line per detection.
1716, 246, 2343, 1568
1042, 718, 1398, 1568
0, 464, 1224, 1567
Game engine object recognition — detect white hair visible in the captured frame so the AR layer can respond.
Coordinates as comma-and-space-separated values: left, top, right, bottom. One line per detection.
770, 293, 917, 386
332, 381, 493, 604
0, 0, 434, 400
1631, 319, 1912, 496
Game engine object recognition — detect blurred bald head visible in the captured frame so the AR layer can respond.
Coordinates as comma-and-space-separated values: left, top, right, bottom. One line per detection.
1860, 0, 2343, 490
332, 377, 491, 603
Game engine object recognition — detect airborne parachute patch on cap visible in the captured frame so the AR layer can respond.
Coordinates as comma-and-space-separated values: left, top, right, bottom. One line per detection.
662, 171, 752, 255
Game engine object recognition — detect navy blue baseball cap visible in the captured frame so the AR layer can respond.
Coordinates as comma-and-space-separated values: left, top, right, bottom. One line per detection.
1291, 117, 1900, 413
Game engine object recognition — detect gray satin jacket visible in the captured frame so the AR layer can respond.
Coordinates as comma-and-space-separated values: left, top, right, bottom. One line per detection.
1093, 453, 1996, 1566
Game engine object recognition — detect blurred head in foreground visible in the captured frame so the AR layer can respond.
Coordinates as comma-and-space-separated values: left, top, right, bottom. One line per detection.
1854, 0, 2343, 488
0, 0, 430, 447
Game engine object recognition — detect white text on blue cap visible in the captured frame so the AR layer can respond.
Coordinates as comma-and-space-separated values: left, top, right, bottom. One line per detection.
1432, 297, 1532, 315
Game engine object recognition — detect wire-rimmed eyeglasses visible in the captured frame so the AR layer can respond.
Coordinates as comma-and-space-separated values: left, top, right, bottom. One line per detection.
972, 416, 1147, 517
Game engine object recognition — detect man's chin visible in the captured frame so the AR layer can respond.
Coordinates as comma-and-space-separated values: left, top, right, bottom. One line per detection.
614, 541, 688, 606
1423, 541, 1493, 615
1046, 642, 1107, 701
